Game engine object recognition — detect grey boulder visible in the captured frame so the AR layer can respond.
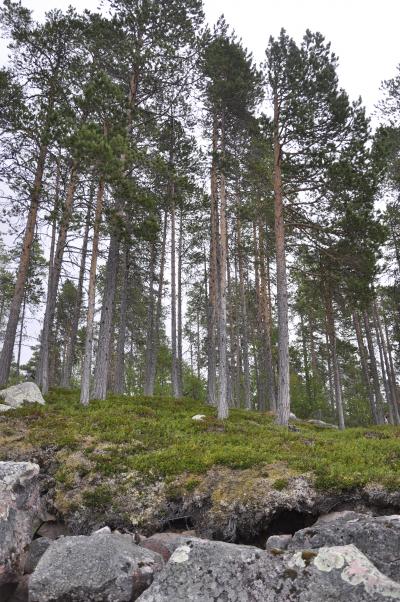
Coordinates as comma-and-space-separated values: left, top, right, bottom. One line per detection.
0, 461, 41, 588
0, 382, 45, 409
288, 512, 400, 581
29, 532, 164, 602
141, 532, 205, 561
265, 533, 292, 551
137, 538, 400, 601
23, 537, 51, 574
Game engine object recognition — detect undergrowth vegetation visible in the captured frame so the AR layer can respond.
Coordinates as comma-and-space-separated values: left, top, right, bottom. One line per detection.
1, 389, 399, 491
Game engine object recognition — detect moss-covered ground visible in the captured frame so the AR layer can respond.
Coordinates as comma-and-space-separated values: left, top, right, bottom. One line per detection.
0, 389, 399, 493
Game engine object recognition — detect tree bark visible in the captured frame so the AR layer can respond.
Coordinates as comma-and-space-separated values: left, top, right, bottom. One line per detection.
171, 193, 180, 398
324, 327, 336, 416
80, 176, 105, 406
253, 221, 266, 410
60, 202, 91, 388
325, 288, 345, 429
207, 114, 218, 407
383, 312, 399, 414
16, 294, 26, 376
177, 208, 183, 395
363, 311, 385, 424
352, 311, 379, 424
236, 217, 251, 409
146, 211, 168, 395
91, 229, 120, 400
258, 220, 276, 411
0, 142, 48, 386
144, 240, 157, 395
300, 312, 312, 405
372, 303, 400, 424
273, 95, 290, 425
113, 246, 129, 395
216, 111, 229, 420
38, 164, 78, 394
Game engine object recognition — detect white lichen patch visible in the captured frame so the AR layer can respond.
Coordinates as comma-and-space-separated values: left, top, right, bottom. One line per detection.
170, 545, 191, 564
314, 547, 345, 572
315, 545, 400, 599
288, 552, 306, 569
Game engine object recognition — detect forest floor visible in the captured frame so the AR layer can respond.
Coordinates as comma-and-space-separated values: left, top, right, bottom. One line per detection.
1, 390, 400, 538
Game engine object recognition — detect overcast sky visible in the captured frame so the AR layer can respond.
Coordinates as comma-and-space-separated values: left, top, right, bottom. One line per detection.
1, 0, 399, 116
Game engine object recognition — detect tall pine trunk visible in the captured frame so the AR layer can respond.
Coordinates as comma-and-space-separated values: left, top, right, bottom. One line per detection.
236, 217, 251, 409
383, 313, 399, 413
273, 95, 290, 425
325, 288, 345, 429
113, 246, 129, 395
216, 112, 229, 420
60, 203, 91, 388
372, 304, 400, 424
91, 231, 120, 400
258, 220, 276, 411
145, 212, 168, 394
171, 194, 180, 398
177, 209, 183, 395
38, 165, 78, 394
144, 241, 157, 395
353, 311, 379, 424
16, 294, 26, 376
0, 142, 48, 386
80, 176, 105, 406
253, 222, 266, 410
207, 114, 218, 406
363, 311, 385, 424
324, 327, 336, 416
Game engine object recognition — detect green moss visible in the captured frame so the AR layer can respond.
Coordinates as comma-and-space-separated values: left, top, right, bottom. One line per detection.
82, 485, 113, 509
301, 550, 318, 565
272, 478, 289, 491
1, 389, 400, 494
185, 477, 201, 491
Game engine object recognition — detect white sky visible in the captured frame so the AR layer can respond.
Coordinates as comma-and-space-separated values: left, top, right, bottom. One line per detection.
1, 0, 399, 115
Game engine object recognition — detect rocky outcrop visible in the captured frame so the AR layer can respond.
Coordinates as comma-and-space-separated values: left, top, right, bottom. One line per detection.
23, 537, 51, 574
137, 538, 400, 601
0, 461, 41, 590
288, 511, 400, 581
29, 532, 164, 602
141, 532, 206, 561
0, 382, 45, 411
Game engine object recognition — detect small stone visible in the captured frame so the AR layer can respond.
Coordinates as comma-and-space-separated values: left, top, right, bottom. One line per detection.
191, 414, 206, 421
266, 534, 293, 551
0, 382, 45, 409
92, 526, 111, 534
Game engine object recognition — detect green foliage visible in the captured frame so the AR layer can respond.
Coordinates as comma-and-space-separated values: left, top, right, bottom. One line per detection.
272, 478, 289, 491
2, 389, 400, 493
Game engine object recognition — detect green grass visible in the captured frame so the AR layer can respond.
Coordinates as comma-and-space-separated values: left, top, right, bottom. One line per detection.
0, 388, 399, 491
